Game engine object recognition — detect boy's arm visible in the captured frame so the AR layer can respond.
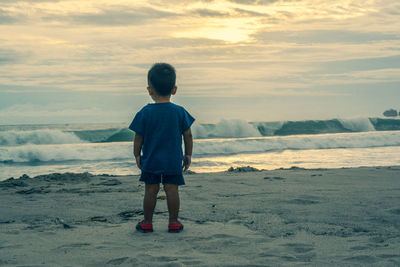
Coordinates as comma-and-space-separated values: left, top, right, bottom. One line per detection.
133, 134, 143, 169
183, 129, 193, 171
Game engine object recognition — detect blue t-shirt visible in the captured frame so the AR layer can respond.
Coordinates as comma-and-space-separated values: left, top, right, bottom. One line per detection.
129, 102, 195, 175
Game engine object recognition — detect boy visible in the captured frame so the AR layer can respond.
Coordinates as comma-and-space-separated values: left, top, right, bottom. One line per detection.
129, 63, 194, 233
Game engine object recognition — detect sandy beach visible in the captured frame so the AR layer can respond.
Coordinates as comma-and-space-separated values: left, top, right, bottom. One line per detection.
1, 166, 399, 266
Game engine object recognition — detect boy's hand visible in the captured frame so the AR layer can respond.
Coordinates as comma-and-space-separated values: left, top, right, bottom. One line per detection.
183, 155, 191, 171
133, 134, 143, 170
135, 155, 141, 169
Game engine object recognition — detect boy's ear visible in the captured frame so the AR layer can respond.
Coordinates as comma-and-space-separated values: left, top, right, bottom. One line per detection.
147, 86, 154, 95
171, 86, 177, 95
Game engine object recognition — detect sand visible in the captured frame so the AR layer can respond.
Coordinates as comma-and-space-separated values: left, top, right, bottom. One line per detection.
0, 166, 399, 266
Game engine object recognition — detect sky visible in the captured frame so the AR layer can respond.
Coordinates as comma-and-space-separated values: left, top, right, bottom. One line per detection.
0, 0, 399, 124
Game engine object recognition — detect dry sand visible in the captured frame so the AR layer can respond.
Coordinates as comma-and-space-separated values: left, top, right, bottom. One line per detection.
0, 166, 399, 266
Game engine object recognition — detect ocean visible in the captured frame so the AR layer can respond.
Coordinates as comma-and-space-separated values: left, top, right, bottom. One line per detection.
1, 118, 400, 180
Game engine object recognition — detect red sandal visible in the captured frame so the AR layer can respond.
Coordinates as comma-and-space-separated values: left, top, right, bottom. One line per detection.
136, 220, 153, 233
168, 221, 184, 233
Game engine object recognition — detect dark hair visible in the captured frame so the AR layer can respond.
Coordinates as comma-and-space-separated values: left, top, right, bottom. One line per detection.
147, 63, 176, 96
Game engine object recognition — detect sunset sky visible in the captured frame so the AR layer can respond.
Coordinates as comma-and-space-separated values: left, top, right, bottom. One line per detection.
0, 0, 399, 124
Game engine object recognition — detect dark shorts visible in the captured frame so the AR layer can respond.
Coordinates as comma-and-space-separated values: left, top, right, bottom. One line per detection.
140, 172, 185, 186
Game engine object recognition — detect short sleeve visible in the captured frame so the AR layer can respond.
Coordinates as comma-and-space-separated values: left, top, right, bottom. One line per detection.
129, 110, 145, 136
182, 109, 195, 132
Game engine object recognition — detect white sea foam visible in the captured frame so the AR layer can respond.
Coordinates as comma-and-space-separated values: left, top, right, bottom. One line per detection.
0, 129, 83, 146
0, 143, 130, 163
193, 119, 261, 138
339, 118, 376, 132
1, 131, 399, 164
194, 131, 400, 156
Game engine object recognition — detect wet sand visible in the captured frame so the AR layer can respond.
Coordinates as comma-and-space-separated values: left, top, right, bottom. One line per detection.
1, 166, 399, 266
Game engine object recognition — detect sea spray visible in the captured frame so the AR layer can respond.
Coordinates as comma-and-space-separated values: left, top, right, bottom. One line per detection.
0, 143, 130, 163
339, 118, 375, 132
0, 129, 83, 146
192, 119, 261, 138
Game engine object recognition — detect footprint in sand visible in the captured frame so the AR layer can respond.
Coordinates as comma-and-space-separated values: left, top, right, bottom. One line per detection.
264, 176, 285, 181
286, 198, 320, 205
277, 243, 316, 262
345, 255, 378, 264
55, 242, 91, 250
106, 257, 130, 265
282, 242, 315, 253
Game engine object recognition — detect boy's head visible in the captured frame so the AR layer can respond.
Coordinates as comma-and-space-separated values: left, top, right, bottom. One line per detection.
147, 63, 176, 96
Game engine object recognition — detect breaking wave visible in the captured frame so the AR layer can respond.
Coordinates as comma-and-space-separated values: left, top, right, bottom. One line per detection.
0, 129, 83, 146
1, 118, 399, 146
193, 118, 400, 138
1, 131, 399, 164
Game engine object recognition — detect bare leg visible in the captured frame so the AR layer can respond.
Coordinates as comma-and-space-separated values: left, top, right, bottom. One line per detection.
164, 184, 180, 224
143, 184, 160, 224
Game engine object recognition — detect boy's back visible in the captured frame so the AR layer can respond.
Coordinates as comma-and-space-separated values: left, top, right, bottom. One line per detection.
129, 102, 194, 175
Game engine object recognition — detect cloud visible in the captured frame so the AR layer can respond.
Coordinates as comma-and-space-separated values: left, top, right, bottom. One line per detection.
127, 37, 226, 49
257, 0, 280, 3
0, 9, 17, 24
1, 0, 399, 123
254, 30, 400, 44
0, 0, 60, 2
192, 8, 229, 17
47, 6, 178, 26
0, 48, 22, 65
317, 55, 400, 74
0, 92, 150, 124
227, 0, 280, 5
228, 0, 258, 4
0, 103, 125, 124
232, 8, 268, 17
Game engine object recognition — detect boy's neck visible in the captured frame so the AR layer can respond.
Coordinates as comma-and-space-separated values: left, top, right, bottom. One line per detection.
153, 95, 171, 103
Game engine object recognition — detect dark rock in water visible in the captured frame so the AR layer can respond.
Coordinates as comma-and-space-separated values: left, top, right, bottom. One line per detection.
289, 166, 305, 170
227, 166, 260, 172
0, 177, 29, 188
383, 108, 398, 117
19, 174, 30, 180
279, 166, 306, 170
96, 179, 122, 186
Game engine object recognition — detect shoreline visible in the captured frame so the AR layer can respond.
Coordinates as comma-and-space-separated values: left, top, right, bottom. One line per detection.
3, 164, 400, 181
1, 166, 399, 266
